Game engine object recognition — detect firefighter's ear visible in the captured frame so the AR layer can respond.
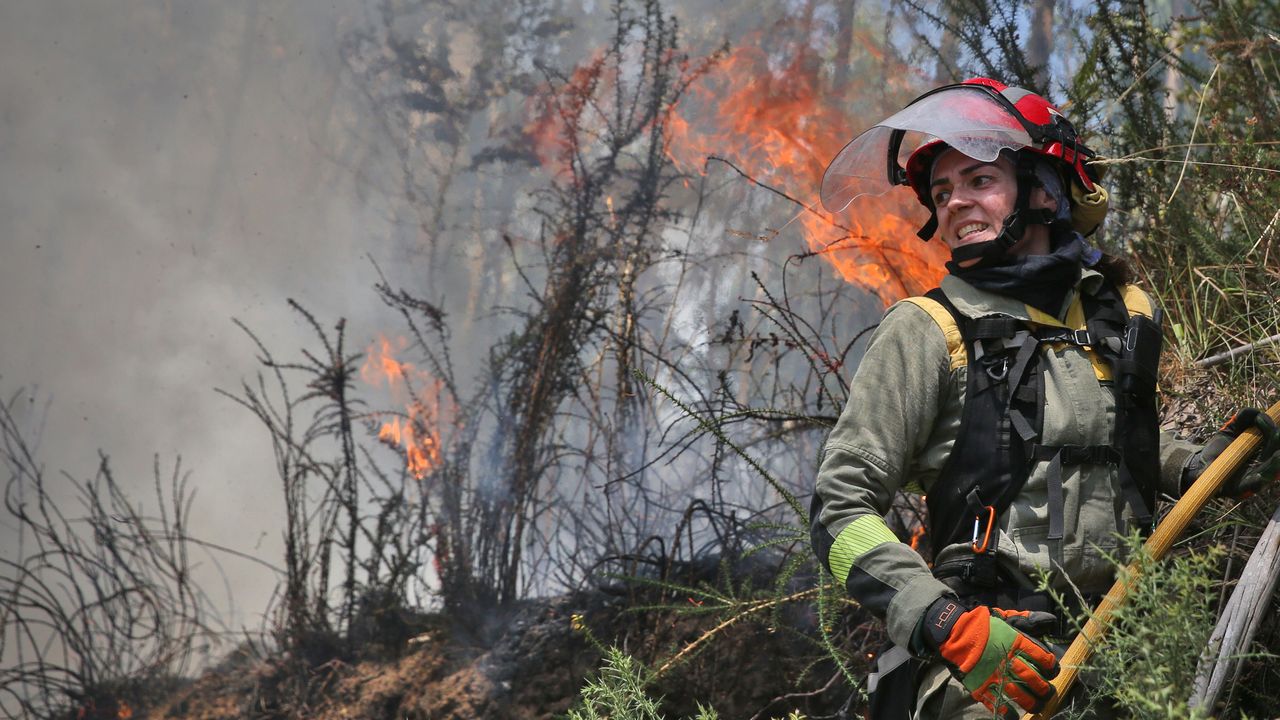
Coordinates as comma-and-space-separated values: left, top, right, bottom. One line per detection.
1029, 184, 1057, 214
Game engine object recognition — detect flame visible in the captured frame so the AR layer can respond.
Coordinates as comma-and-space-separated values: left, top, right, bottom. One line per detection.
378, 416, 442, 479
361, 335, 451, 479
524, 27, 950, 303
117, 702, 133, 719
524, 49, 608, 179
361, 335, 410, 387
909, 524, 926, 552
663, 42, 948, 302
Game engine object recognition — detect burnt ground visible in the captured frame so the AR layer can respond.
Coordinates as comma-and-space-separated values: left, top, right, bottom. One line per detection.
140, 581, 870, 720
124, 368, 1280, 720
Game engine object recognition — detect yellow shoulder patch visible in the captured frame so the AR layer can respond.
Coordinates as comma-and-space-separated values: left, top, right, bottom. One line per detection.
1118, 284, 1154, 319
1026, 304, 1069, 329
897, 286, 1155, 379
901, 296, 966, 371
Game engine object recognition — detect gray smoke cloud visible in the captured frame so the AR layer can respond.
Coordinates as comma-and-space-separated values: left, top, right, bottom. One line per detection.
0, 0, 406, 626
0, 0, 657, 633
1, 0, 894, 643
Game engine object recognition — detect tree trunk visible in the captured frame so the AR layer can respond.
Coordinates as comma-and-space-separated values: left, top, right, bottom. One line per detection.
833, 0, 857, 90
1026, 0, 1055, 93
1162, 0, 1190, 121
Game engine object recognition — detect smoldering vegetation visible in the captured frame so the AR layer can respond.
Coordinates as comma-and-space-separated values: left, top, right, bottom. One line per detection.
4, 0, 1280, 718
3, 2, 906, 716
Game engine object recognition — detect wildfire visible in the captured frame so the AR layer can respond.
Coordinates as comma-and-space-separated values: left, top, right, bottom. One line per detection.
665, 42, 948, 302
361, 335, 451, 479
909, 524, 927, 552
526, 29, 949, 303
525, 49, 608, 179
378, 415, 441, 479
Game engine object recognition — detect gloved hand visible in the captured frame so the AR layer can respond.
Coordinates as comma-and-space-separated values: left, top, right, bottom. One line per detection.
1183, 408, 1280, 498
916, 596, 1059, 715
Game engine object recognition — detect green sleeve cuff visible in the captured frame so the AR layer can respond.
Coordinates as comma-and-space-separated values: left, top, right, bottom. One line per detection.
828, 514, 900, 584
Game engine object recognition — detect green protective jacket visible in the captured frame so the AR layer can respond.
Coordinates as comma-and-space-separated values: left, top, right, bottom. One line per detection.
811, 269, 1200, 649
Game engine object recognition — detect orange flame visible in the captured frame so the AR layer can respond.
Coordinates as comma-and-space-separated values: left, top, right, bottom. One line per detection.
362, 335, 410, 387
362, 335, 451, 479
664, 43, 948, 302
524, 49, 608, 180
117, 702, 133, 719
909, 524, 927, 552
524, 28, 950, 303
378, 416, 442, 479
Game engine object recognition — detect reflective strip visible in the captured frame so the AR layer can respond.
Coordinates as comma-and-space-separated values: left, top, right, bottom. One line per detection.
828, 515, 900, 584
902, 297, 966, 370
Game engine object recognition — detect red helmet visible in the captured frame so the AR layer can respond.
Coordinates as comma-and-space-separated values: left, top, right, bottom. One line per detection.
902, 79, 1096, 210
820, 78, 1100, 240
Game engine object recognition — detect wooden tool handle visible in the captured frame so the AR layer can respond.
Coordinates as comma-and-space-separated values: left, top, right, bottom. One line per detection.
1025, 399, 1280, 719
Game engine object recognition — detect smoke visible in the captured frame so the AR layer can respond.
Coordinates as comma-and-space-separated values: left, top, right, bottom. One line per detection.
1, 0, 926, 643
0, 0, 398, 626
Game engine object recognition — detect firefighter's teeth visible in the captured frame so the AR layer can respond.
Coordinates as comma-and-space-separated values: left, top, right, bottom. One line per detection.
959, 223, 988, 238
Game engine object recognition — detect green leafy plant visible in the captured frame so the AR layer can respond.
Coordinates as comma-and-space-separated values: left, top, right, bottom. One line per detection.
1053, 533, 1222, 720
566, 647, 720, 720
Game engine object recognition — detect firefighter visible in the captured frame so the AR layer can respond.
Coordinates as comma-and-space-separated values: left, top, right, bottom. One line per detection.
809, 78, 1280, 718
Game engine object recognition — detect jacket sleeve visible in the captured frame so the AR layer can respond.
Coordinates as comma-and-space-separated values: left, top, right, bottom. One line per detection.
1158, 431, 1200, 497
810, 301, 954, 649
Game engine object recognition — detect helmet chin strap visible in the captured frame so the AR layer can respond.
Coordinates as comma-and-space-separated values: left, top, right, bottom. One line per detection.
947, 213, 1026, 265
935, 152, 1057, 266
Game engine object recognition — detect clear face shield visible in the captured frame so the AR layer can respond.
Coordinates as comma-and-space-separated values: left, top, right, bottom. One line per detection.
819, 86, 1036, 215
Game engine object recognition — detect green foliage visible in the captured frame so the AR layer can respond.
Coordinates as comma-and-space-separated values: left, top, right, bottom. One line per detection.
901, 0, 1048, 91
1065, 0, 1280, 371
1054, 533, 1222, 720
566, 648, 720, 720
566, 647, 815, 720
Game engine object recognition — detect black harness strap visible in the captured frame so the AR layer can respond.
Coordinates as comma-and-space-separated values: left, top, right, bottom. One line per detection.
922, 282, 1162, 553
1033, 445, 1122, 540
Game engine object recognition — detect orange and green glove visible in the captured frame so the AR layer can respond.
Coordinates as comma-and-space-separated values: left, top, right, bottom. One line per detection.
1184, 408, 1280, 499
915, 596, 1060, 715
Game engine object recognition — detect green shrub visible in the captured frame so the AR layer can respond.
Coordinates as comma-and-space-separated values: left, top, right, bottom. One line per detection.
566, 647, 720, 720
1055, 533, 1222, 720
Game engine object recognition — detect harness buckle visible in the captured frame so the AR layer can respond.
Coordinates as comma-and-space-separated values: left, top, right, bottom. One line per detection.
971, 505, 996, 554
1073, 329, 1092, 346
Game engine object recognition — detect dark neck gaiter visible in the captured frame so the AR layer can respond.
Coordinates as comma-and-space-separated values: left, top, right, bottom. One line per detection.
945, 234, 1088, 316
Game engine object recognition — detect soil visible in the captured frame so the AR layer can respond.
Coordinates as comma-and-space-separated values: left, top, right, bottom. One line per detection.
141, 583, 861, 720
135, 369, 1279, 720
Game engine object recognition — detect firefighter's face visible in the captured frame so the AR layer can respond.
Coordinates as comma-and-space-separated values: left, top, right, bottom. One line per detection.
930, 150, 1055, 260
